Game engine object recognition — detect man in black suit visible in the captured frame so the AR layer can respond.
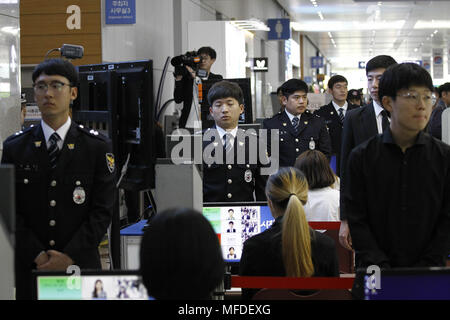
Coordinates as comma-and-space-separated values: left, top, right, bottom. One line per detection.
427, 82, 450, 140
263, 79, 331, 168
339, 55, 397, 251
1, 58, 115, 299
315, 75, 359, 176
174, 46, 223, 129
202, 81, 267, 202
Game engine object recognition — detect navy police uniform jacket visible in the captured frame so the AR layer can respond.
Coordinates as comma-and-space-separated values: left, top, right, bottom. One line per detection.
202, 127, 268, 203
263, 110, 332, 168
1, 121, 115, 299
315, 102, 359, 176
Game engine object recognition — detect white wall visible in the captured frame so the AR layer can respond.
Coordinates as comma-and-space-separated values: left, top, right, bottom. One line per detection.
0, 2, 18, 300
102, 0, 176, 120
0, 4, 20, 158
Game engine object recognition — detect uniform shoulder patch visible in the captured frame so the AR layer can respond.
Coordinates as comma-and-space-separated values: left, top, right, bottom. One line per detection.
76, 124, 108, 141
4, 126, 33, 143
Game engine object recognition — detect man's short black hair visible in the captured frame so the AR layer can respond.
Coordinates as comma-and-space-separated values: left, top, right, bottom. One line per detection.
197, 46, 217, 60
207, 81, 244, 106
32, 58, 78, 85
280, 79, 309, 98
378, 63, 434, 104
365, 55, 397, 75
438, 82, 450, 98
328, 75, 348, 90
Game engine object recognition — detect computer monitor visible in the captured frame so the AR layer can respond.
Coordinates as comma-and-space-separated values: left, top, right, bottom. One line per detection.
353, 267, 450, 300
202, 202, 272, 263
33, 270, 150, 300
200, 78, 253, 129
0, 164, 15, 247
75, 60, 156, 190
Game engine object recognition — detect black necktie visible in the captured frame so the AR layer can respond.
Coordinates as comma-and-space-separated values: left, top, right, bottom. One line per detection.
381, 110, 390, 132
338, 108, 345, 123
48, 132, 61, 169
292, 117, 300, 136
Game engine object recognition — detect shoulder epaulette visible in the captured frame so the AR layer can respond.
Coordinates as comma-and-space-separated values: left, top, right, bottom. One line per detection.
76, 124, 108, 141
4, 125, 34, 142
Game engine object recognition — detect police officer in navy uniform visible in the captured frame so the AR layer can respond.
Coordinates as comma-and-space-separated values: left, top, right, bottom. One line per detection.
202, 81, 267, 202
263, 78, 332, 168
315, 75, 359, 176
1, 58, 115, 300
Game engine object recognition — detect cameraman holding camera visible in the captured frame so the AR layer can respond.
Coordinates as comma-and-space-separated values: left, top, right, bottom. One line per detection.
173, 46, 223, 129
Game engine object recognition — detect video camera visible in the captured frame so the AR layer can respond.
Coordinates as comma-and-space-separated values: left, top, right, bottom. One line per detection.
171, 51, 202, 77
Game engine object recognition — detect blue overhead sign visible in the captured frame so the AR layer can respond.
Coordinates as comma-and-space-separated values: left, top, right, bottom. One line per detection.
267, 19, 291, 40
105, 0, 136, 25
311, 56, 324, 69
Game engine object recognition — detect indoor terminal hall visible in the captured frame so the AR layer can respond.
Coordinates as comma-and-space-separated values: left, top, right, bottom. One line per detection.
1, 0, 450, 303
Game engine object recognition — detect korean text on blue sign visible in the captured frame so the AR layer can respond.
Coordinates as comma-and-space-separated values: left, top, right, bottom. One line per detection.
311, 56, 324, 69
105, 0, 136, 25
267, 19, 291, 40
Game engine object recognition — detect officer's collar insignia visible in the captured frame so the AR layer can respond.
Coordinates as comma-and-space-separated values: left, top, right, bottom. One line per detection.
67, 144, 75, 150
106, 153, 115, 173
330, 111, 334, 115
304, 121, 308, 125
282, 123, 287, 126
34, 141, 42, 147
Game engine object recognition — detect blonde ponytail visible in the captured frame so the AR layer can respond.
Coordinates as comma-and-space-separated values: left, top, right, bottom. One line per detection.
266, 167, 314, 278
282, 195, 314, 277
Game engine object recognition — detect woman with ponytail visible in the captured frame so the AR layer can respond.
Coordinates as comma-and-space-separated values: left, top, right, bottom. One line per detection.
239, 167, 339, 300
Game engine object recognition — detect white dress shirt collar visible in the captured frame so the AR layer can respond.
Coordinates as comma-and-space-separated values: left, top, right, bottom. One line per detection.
284, 109, 300, 123
332, 100, 348, 113
41, 117, 71, 149
372, 100, 384, 117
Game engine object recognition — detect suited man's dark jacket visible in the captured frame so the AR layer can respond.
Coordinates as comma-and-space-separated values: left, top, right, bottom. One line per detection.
427, 99, 448, 140
340, 102, 379, 220
263, 110, 332, 168
315, 102, 359, 176
174, 72, 223, 128
202, 126, 267, 203
239, 216, 339, 300
1, 121, 115, 299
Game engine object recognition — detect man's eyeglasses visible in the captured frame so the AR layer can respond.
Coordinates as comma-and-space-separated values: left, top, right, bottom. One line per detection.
397, 91, 437, 106
33, 81, 72, 94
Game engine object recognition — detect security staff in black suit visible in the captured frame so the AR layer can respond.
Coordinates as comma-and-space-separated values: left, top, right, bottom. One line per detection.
202, 81, 267, 202
1, 58, 115, 299
339, 55, 397, 252
174, 46, 223, 129
315, 75, 359, 176
263, 78, 331, 168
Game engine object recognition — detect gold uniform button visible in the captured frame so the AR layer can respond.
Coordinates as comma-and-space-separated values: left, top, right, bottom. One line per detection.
50, 200, 56, 207
280, 138, 284, 142
227, 165, 232, 170
227, 193, 232, 199
76, 181, 81, 186
49, 220, 56, 227
227, 179, 232, 184
295, 138, 299, 142
50, 180, 57, 187
295, 148, 299, 152
49, 240, 55, 246
24, 179, 29, 184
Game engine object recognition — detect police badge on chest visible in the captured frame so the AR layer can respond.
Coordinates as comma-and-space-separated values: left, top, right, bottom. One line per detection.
73, 187, 86, 204
244, 169, 253, 183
